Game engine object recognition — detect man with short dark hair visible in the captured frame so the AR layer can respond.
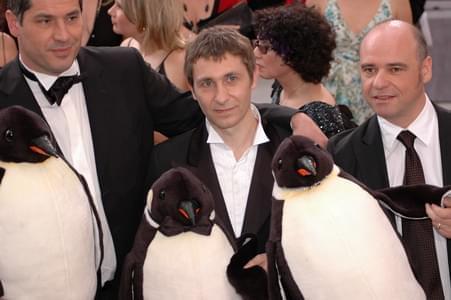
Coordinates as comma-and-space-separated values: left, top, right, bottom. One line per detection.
150, 27, 291, 269
1, 0, 203, 297
328, 20, 451, 299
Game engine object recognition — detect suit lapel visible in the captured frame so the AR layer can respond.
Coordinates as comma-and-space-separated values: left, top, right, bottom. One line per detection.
436, 105, 451, 185
77, 48, 111, 190
355, 116, 390, 190
241, 125, 281, 237
435, 105, 451, 276
186, 125, 236, 239
0, 58, 44, 117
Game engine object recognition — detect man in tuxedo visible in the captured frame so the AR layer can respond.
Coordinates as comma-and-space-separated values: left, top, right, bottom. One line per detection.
0, 0, 205, 297
150, 27, 291, 270
328, 20, 450, 299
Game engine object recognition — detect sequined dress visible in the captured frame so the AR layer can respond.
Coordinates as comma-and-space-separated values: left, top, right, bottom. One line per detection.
271, 83, 356, 138
324, 0, 392, 124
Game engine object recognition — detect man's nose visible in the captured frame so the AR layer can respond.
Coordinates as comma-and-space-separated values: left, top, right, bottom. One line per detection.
372, 70, 389, 89
53, 20, 70, 42
214, 83, 229, 104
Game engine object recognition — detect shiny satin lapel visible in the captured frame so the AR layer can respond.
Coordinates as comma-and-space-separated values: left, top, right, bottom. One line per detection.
76, 49, 110, 190
357, 116, 390, 190
187, 124, 236, 238
241, 140, 274, 237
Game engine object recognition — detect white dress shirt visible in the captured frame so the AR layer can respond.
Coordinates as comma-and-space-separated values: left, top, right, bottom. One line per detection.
378, 96, 450, 299
21, 57, 116, 284
207, 105, 270, 237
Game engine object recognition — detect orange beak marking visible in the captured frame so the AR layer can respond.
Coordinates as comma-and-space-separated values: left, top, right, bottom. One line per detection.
29, 146, 49, 156
178, 208, 190, 219
297, 168, 311, 176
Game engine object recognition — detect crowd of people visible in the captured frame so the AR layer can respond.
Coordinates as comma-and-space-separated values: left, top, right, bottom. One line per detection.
0, 0, 449, 299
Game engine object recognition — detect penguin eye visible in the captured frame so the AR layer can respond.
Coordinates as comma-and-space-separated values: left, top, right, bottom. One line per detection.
4, 129, 14, 142
159, 190, 165, 201
277, 159, 283, 170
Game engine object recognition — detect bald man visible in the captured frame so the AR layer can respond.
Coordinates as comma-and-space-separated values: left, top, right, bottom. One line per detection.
328, 20, 451, 299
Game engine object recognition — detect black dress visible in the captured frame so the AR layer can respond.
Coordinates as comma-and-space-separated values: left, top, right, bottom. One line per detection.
271, 81, 357, 138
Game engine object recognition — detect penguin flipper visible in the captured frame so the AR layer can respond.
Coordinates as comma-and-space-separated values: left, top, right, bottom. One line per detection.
268, 198, 304, 300
118, 252, 137, 300
0, 167, 4, 184
227, 233, 268, 300
377, 184, 451, 219
266, 240, 282, 300
0, 279, 4, 297
275, 243, 304, 300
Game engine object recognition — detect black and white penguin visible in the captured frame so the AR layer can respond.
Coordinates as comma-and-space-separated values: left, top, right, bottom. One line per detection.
266, 135, 447, 300
0, 106, 103, 299
119, 167, 241, 300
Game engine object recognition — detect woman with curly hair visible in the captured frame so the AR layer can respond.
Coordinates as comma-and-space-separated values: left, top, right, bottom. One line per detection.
253, 4, 355, 137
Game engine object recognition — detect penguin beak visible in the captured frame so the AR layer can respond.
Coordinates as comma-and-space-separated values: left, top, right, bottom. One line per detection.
178, 200, 199, 226
30, 135, 58, 157
296, 155, 317, 177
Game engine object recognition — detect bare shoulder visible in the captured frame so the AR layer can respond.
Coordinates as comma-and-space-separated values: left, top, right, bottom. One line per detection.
305, 0, 327, 14
389, 0, 413, 23
164, 48, 190, 92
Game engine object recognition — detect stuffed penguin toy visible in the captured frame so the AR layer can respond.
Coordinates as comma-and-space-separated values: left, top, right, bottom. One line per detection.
0, 106, 103, 299
119, 167, 241, 300
266, 135, 448, 300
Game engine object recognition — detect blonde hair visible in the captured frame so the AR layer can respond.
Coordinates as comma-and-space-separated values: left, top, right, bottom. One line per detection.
122, 0, 185, 54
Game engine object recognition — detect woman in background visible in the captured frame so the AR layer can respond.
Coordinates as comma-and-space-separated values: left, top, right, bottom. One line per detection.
254, 4, 355, 138
0, 0, 17, 68
108, 0, 189, 92
306, 0, 412, 124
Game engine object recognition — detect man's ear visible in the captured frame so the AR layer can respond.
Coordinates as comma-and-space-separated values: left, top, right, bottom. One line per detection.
5, 10, 20, 38
189, 84, 197, 101
421, 55, 432, 84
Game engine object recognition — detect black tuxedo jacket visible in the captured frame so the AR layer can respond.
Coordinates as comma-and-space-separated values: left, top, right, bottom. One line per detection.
328, 103, 451, 281
0, 47, 203, 284
150, 118, 291, 252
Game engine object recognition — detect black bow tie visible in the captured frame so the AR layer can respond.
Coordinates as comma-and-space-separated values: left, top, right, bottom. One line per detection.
19, 62, 85, 106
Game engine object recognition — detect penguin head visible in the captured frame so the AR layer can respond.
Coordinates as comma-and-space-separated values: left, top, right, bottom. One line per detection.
0, 106, 58, 163
272, 135, 334, 188
147, 167, 214, 228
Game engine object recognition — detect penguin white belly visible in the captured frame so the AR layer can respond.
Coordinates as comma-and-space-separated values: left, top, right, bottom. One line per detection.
142, 225, 240, 300
0, 158, 97, 299
276, 166, 425, 300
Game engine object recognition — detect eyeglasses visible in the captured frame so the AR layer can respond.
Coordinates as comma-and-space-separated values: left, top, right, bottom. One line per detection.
252, 39, 272, 55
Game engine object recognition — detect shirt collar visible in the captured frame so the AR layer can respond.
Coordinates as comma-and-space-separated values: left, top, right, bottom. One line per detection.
378, 95, 436, 152
206, 104, 270, 145
19, 55, 80, 90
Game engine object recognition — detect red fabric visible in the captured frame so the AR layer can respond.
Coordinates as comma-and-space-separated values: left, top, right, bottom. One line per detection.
216, 0, 242, 13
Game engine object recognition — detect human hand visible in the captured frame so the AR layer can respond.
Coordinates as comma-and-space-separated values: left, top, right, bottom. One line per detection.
426, 196, 451, 238
290, 112, 328, 148
244, 253, 268, 272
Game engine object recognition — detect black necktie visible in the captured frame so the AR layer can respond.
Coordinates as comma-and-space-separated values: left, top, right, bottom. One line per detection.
19, 62, 85, 106
397, 130, 444, 299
